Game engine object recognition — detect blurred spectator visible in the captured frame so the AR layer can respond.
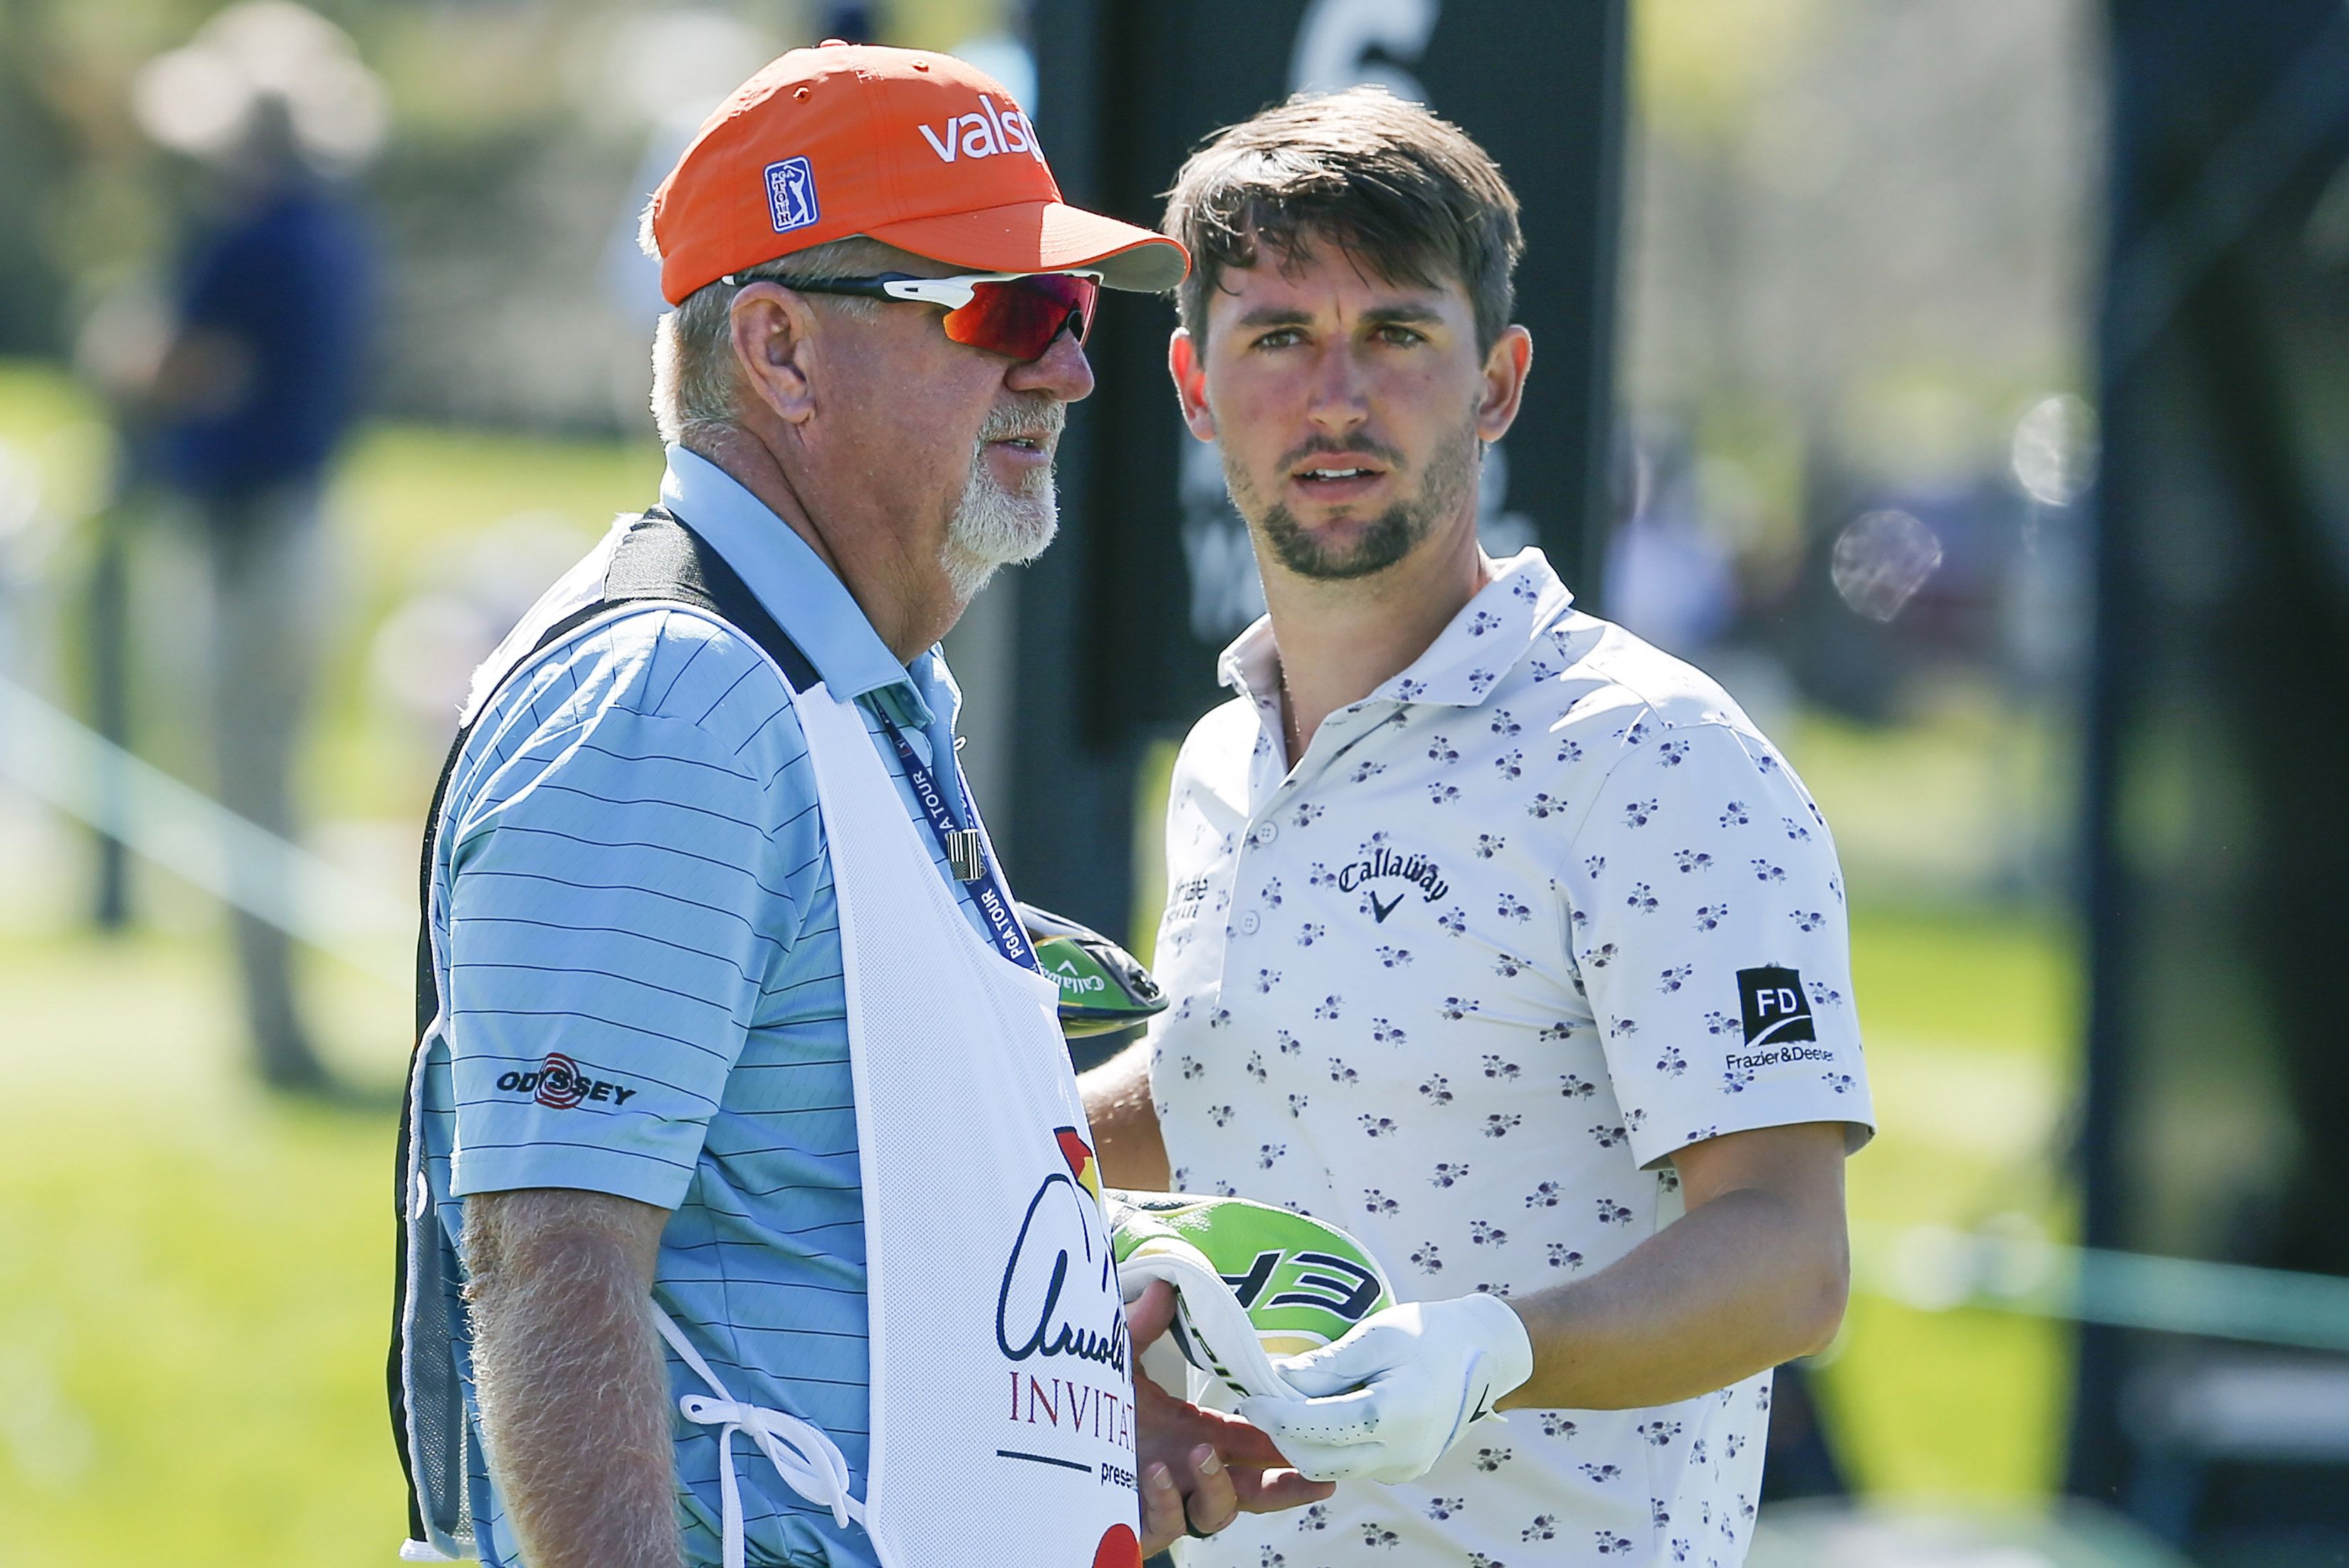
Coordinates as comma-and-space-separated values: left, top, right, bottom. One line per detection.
1604, 433, 1738, 655
106, 3, 382, 1092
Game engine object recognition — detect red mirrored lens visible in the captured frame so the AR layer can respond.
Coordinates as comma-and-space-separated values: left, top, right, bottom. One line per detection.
940, 273, 1099, 360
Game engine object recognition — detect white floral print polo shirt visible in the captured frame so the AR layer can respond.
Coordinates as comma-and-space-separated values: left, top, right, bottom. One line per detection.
1146, 548, 1874, 1568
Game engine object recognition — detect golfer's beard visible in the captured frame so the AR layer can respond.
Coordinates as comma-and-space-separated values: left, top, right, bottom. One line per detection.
941, 408, 1063, 601
1234, 418, 1481, 582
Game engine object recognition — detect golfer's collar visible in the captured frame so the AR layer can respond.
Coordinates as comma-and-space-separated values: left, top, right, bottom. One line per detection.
660, 444, 932, 725
1215, 616, 1281, 706
1214, 549, 1576, 710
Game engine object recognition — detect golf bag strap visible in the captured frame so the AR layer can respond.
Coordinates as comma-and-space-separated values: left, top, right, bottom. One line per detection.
389, 505, 817, 1545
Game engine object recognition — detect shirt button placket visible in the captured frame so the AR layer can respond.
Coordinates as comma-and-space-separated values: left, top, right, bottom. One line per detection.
1233, 816, 1278, 942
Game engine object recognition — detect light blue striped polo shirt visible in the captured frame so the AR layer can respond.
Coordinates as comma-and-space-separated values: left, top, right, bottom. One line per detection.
414, 445, 999, 1568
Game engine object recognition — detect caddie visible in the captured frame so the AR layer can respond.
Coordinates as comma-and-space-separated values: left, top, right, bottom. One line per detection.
1081, 89, 1877, 1567
389, 43, 1327, 1568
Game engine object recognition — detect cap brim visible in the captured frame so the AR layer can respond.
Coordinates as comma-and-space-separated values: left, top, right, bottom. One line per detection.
863, 199, 1188, 292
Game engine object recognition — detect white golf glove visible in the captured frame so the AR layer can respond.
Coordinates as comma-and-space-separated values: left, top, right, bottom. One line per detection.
1239, 1293, 1535, 1485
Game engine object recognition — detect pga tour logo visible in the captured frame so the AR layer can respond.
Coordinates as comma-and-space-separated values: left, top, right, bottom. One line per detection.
765, 156, 819, 233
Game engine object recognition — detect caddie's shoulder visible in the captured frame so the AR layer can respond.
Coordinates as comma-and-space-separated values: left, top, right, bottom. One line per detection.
463, 604, 808, 791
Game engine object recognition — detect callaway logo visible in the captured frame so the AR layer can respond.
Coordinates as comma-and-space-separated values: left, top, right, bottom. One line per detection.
917, 93, 1046, 166
1337, 846, 1449, 922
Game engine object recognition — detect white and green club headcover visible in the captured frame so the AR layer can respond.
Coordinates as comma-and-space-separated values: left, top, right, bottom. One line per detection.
1107, 1189, 1395, 1403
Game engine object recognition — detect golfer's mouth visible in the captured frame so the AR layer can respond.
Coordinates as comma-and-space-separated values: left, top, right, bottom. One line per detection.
1290, 456, 1391, 499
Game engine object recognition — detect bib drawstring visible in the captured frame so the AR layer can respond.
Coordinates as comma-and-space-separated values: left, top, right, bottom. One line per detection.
653, 1307, 871, 1568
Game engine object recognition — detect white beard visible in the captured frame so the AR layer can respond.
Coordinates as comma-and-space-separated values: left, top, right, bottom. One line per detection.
940, 408, 1062, 601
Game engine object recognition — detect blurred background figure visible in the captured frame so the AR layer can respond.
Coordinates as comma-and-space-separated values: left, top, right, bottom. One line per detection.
90, 1, 382, 1092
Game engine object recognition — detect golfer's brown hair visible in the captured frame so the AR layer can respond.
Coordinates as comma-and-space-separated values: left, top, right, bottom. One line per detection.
1161, 86, 1524, 352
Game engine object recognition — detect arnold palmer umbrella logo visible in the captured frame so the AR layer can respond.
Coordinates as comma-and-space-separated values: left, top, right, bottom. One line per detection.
996, 1127, 1127, 1370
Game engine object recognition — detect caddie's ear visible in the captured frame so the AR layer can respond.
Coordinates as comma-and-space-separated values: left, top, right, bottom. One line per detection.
727, 282, 823, 427
1168, 328, 1216, 442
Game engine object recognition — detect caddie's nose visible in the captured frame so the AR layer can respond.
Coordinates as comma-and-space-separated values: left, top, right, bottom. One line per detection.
1009, 320, 1095, 404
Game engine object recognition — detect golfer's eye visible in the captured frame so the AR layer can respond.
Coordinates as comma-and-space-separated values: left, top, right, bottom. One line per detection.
1374, 324, 1426, 347
1251, 327, 1305, 350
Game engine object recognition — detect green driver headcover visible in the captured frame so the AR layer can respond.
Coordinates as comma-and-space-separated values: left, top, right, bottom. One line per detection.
1017, 903, 1168, 1038
1107, 1189, 1396, 1402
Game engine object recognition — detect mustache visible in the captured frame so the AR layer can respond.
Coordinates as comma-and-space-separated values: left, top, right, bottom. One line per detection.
1276, 433, 1406, 471
979, 399, 1067, 445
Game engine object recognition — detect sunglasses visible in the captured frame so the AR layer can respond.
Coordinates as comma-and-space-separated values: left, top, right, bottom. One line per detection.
725, 270, 1100, 362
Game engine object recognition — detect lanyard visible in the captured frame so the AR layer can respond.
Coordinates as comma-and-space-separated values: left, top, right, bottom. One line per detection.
874, 710, 1039, 973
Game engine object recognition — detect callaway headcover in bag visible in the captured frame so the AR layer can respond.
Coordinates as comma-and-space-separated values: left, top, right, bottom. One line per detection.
1019, 903, 1167, 1038
1106, 1189, 1395, 1402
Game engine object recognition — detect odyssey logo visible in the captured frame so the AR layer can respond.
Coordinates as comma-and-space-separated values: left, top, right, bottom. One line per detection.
495, 1052, 639, 1110
918, 94, 1046, 165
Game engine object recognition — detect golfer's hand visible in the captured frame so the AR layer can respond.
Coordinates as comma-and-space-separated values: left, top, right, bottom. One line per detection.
1128, 1280, 1335, 1552
1239, 1294, 1535, 1485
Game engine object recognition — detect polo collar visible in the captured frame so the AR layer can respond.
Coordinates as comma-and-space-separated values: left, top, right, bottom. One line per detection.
659, 444, 949, 727
1217, 548, 1577, 711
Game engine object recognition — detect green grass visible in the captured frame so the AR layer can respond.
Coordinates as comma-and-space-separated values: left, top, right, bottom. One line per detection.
0, 933, 406, 1566
1820, 902, 2083, 1498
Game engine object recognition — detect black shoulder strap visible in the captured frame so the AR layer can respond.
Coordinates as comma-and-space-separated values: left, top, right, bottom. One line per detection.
389, 506, 817, 1542
601, 507, 822, 693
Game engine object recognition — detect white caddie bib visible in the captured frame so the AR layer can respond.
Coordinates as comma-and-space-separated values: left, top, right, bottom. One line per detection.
668, 673, 1144, 1568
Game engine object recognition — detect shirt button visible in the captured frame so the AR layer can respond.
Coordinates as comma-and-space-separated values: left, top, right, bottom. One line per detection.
1253, 821, 1280, 846
1238, 911, 1262, 936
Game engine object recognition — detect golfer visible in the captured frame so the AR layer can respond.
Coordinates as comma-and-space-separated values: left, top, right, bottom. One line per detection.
1081, 89, 1876, 1567
390, 43, 1323, 1568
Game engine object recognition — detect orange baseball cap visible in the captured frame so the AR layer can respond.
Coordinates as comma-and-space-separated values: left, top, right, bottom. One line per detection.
648, 41, 1187, 305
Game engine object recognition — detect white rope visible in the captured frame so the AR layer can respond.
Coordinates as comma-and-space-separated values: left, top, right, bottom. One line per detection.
1854, 1221, 2349, 1353
651, 1307, 868, 1568
0, 673, 410, 983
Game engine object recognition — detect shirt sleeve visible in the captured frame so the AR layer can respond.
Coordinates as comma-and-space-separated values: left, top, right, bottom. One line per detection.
440, 628, 801, 1209
1559, 719, 1875, 1169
